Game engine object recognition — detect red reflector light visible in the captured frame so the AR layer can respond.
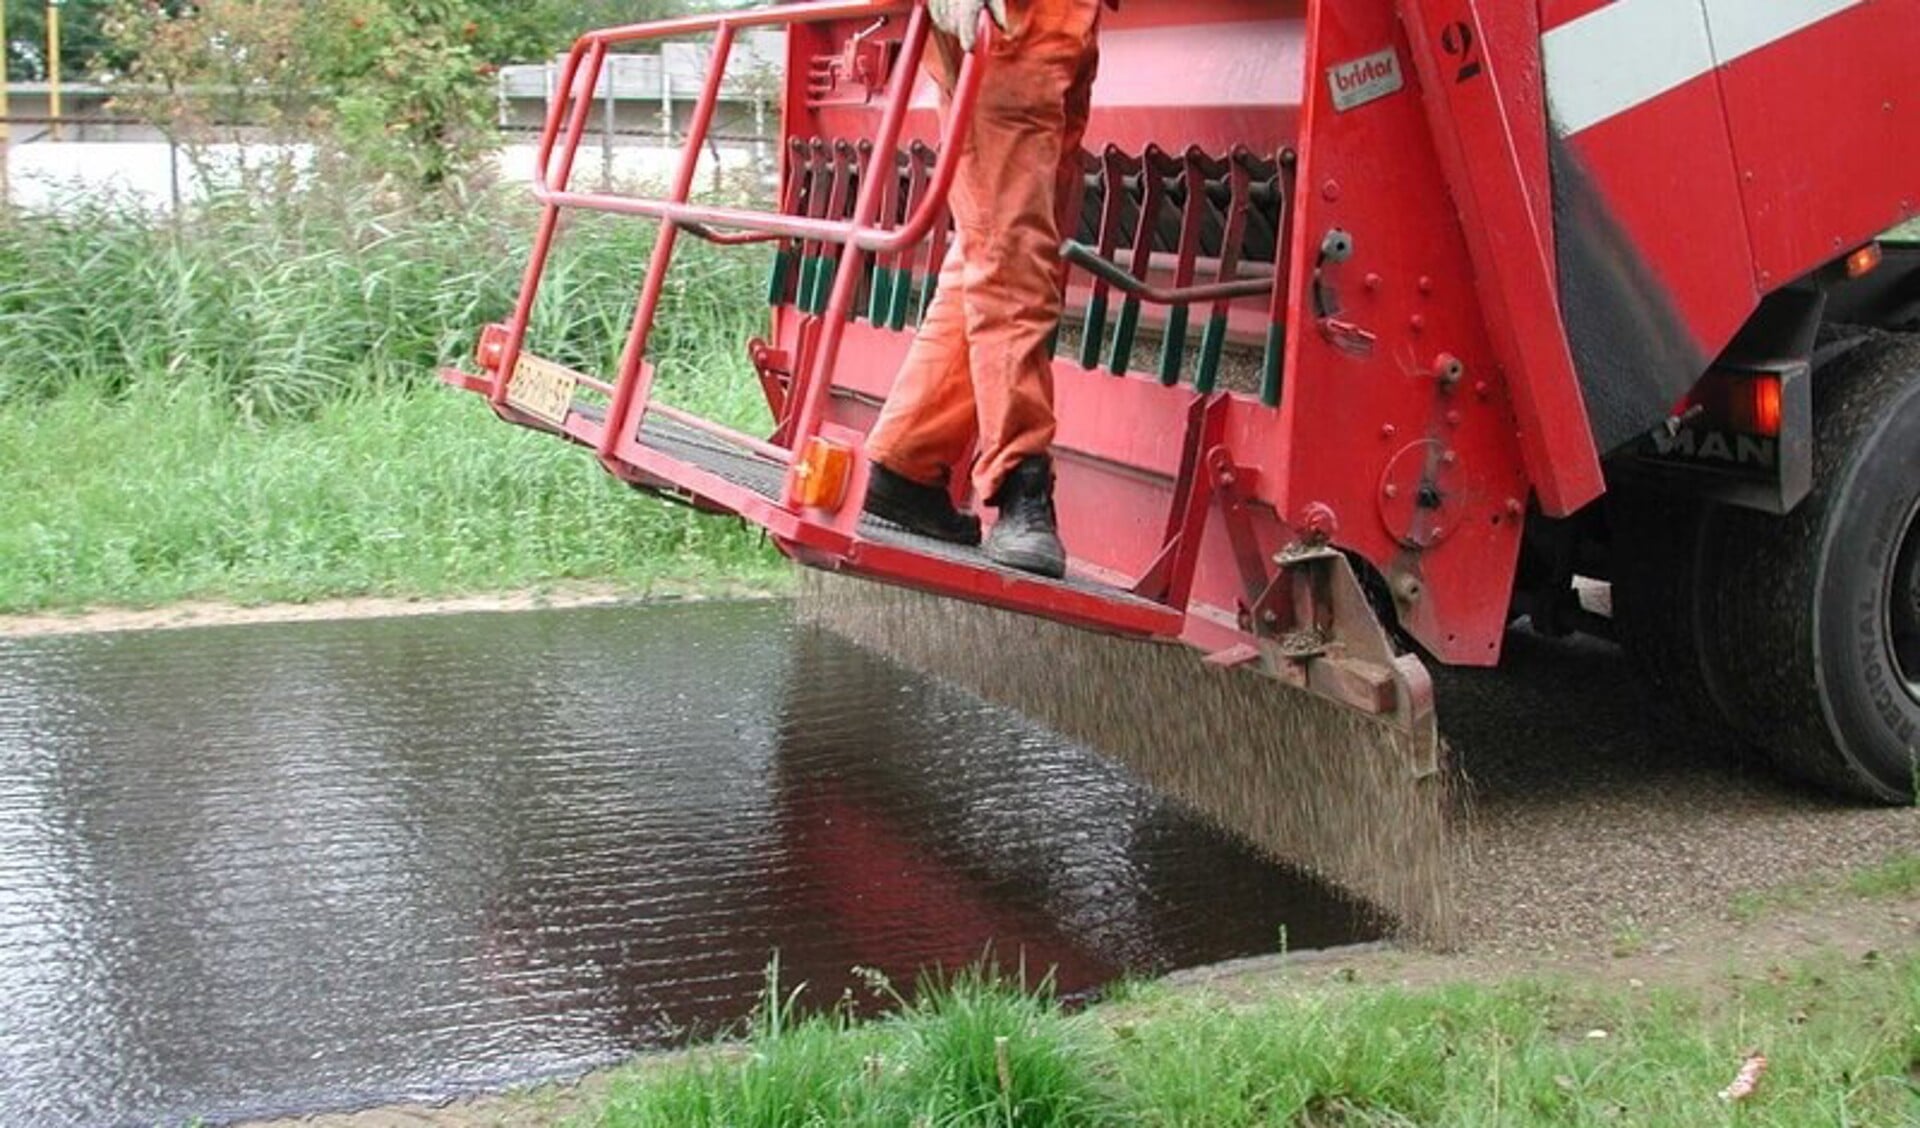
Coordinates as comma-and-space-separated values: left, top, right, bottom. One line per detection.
475, 323, 510, 372
1745, 375, 1783, 437
1677, 369, 1785, 438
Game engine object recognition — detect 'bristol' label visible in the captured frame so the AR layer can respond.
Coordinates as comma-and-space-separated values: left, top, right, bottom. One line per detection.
1328, 48, 1405, 112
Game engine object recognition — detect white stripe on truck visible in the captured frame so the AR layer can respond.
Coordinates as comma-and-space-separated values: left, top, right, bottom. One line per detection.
1697, 0, 1862, 61
1543, 0, 1866, 136
1542, 0, 1716, 136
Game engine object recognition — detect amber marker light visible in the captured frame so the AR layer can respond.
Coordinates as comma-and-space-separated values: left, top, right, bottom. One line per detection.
1674, 369, 1786, 437
792, 437, 854, 511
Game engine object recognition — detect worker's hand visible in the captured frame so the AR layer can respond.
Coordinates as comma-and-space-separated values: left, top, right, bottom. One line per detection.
928, 0, 1007, 51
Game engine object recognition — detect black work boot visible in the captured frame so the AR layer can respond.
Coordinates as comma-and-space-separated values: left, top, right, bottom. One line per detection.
984, 456, 1067, 579
863, 464, 982, 546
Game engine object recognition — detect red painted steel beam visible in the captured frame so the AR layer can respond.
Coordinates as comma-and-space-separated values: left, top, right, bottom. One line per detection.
534, 116, 978, 255
584, 0, 906, 45
596, 23, 740, 464
493, 40, 608, 408
681, 223, 783, 246
529, 11, 988, 256
781, 4, 940, 511
647, 402, 792, 463
845, 539, 1187, 638
1395, 0, 1605, 517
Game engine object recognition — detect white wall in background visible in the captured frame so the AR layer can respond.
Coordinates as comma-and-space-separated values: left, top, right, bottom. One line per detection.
1, 140, 766, 214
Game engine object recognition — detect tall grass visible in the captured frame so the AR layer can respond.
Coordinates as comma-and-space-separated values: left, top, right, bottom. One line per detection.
0, 382, 782, 611
0, 187, 772, 423
0, 186, 783, 611
598, 964, 1105, 1128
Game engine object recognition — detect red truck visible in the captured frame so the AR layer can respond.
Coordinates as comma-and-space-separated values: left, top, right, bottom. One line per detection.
443, 0, 1920, 802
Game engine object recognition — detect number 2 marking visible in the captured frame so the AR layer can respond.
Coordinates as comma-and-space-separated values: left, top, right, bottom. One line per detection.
1441, 20, 1483, 84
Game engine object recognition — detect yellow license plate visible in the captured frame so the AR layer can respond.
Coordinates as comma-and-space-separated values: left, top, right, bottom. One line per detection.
506, 353, 579, 427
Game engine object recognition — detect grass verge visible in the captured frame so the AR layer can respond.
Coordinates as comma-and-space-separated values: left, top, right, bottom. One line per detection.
0, 383, 783, 613
1731, 852, 1920, 923
584, 950, 1920, 1127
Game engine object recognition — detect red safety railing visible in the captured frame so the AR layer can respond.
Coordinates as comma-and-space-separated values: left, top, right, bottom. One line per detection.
486, 0, 991, 513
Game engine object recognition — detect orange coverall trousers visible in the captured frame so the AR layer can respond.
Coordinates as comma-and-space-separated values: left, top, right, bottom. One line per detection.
864, 0, 1102, 505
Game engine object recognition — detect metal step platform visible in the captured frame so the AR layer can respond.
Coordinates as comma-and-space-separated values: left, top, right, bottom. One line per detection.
628, 411, 1184, 638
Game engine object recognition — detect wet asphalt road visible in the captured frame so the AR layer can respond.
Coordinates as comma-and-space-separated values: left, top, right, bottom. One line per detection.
0, 602, 1374, 1128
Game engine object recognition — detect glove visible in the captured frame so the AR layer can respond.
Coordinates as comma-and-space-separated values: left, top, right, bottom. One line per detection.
928, 0, 1008, 52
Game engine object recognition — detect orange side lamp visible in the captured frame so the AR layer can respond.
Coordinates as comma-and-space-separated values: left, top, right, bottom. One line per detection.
1846, 243, 1883, 280
792, 437, 854, 511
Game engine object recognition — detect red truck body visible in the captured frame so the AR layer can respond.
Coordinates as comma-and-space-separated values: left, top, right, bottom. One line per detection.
443, 0, 1920, 799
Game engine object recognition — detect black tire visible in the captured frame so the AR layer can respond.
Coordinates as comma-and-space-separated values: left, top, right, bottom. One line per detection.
1704, 336, 1920, 801
1614, 335, 1920, 802
1608, 487, 1729, 740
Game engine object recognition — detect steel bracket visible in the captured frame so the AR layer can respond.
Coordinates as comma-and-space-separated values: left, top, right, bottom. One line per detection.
1249, 539, 1442, 780
749, 339, 793, 423
1206, 445, 1271, 619
1134, 394, 1234, 608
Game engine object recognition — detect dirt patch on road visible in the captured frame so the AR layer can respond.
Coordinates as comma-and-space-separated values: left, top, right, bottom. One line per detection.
1435, 628, 1919, 954
1173, 883, 1920, 1003
0, 582, 778, 639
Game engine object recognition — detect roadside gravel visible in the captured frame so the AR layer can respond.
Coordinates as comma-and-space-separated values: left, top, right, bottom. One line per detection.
1439, 627, 1916, 952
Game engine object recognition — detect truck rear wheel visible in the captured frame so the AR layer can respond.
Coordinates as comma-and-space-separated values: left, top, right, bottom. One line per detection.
1615, 335, 1920, 803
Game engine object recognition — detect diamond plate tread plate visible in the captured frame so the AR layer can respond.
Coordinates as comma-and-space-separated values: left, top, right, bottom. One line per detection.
638, 414, 786, 500
856, 517, 1166, 610
628, 411, 1164, 614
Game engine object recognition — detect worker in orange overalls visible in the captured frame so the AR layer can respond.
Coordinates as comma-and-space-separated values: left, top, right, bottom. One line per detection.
860, 0, 1103, 580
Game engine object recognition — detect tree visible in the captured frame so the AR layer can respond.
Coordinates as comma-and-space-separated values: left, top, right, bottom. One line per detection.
9, 0, 707, 82
95, 0, 714, 193
99, 0, 530, 190
5, 0, 137, 82
324, 0, 703, 187
103, 1, 328, 141
546, 0, 699, 38
318, 0, 501, 188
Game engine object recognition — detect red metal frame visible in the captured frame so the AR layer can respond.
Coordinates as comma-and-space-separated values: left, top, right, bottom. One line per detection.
447, 0, 1526, 686
447, 0, 1543, 662
444, 0, 1193, 646
1396, 0, 1603, 518
478, 0, 992, 499
445, 0, 1919, 753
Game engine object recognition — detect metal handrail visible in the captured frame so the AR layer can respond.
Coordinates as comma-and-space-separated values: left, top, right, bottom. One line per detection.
529, 0, 985, 256
532, 0, 900, 184
489, 0, 990, 517
1063, 242, 1276, 306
